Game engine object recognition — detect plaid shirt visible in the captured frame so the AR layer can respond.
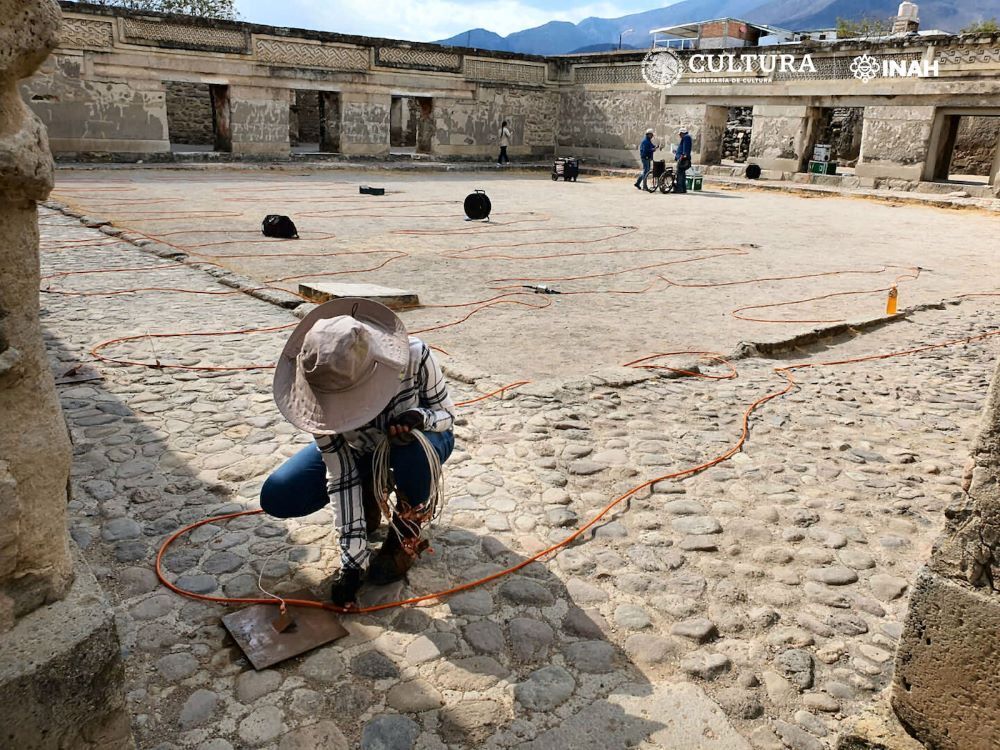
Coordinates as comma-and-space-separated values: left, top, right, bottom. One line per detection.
313, 338, 454, 570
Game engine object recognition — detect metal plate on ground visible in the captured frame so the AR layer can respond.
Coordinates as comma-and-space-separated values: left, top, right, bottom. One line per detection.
221, 590, 348, 670
298, 282, 420, 311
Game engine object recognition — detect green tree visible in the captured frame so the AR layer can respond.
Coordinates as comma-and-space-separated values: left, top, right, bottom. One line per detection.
836, 15, 893, 39
89, 0, 238, 20
961, 18, 1000, 34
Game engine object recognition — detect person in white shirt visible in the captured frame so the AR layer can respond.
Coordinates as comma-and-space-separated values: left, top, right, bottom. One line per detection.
497, 120, 511, 165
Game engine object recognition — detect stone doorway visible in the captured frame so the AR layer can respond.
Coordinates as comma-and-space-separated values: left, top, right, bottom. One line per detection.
706, 106, 753, 167
164, 81, 231, 153
390, 96, 433, 155
801, 107, 864, 175
932, 114, 1000, 186
290, 90, 341, 154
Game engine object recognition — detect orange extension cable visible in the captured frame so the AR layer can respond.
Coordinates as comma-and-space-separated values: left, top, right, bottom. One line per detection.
42, 186, 1000, 616
155, 331, 1000, 615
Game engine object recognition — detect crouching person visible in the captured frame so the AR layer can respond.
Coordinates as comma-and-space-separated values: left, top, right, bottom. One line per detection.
262, 298, 455, 607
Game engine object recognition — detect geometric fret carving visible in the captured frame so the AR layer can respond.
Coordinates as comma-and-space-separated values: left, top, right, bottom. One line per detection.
255, 39, 370, 71
464, 58, 545, 84
935, 44, 1000, 65
121, 17, 248, 52
574, 64, 644, 84
60, 18, 114, 49
377, 46, 461, 72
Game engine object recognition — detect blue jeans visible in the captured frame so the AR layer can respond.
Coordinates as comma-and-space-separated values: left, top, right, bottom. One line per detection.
675, 158, 689, 192
635, 156, 651, 187
261, 430, 455, 519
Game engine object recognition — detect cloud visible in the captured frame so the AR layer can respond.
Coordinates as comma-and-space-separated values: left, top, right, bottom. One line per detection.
238, 0, 650, 41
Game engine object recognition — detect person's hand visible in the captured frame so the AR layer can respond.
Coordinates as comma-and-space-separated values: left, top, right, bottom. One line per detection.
388, 409, 426, 439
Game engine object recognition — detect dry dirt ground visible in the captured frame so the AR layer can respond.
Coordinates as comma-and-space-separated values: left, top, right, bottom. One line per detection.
48, 167, 1000, 383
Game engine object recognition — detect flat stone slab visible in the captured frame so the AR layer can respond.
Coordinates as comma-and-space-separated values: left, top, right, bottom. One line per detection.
613, 682, 752, 749
298, 282, 419, 310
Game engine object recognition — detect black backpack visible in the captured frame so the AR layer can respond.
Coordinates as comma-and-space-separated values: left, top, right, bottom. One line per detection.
261, 215, 298, 239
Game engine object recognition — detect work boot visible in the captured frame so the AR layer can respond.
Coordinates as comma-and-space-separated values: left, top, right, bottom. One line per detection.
330, 567, 363, 607
367, 525, 428, 585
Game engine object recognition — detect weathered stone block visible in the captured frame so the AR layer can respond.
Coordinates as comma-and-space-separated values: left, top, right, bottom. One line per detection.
891, 570, 1000, 749
0, 552, 133, 750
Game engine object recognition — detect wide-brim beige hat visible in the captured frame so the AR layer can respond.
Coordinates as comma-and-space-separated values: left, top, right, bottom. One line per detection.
273, 298, 409, 434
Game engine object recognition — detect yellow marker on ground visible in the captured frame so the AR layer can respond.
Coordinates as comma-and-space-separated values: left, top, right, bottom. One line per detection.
887, 286, 898, 315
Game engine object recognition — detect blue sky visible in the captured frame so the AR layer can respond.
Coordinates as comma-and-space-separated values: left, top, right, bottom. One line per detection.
236, 0, 660, 42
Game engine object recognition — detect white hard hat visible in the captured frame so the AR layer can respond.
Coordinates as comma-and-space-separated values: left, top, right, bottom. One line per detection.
645, 128, 655, 135
679, 127, 689, 134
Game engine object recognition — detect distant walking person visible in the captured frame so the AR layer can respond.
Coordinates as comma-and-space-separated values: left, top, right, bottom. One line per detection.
634, 128, 657, 190
675, 127, 693, 193
497, 120, 511, 165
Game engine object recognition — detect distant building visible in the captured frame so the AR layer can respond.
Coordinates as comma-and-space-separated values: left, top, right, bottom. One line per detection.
649, 19, 795, 50
793, 29, 839, 43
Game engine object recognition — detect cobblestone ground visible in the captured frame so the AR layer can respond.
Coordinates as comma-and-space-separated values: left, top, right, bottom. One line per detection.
39, 208, 1000, 750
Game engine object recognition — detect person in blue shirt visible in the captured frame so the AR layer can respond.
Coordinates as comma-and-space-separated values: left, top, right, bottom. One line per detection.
634, 128, 657, 190
675, 127, 693, 193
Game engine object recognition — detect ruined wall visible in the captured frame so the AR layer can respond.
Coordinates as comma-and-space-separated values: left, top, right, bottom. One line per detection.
18, 5, 1000, 179
229, 85, 289, 156
748, 105, 818, 173
856, 106, 936, 181
23, 53, 169, 155
891, 356, 1000, 749
950, 115, 1000, 175
341, 93, 390, 157
436, 86, 557, 158
164, 81, 213, 145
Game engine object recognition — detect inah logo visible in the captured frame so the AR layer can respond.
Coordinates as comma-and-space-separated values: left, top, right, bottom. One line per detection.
850, 54, 881, 82
642, 49, 683, 90
851, 52, 940, 82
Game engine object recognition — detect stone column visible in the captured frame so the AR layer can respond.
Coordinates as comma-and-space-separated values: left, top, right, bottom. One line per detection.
0, 0, 72, 631
0, 3, 133, 747
748, 105, 820, 174
890, 356, 1000, 749
855, 105, 936, 182
341, 91, 391, 157
699, 105, 730, 165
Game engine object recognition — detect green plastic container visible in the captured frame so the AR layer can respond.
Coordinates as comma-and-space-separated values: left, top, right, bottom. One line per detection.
808, 160, 838, 175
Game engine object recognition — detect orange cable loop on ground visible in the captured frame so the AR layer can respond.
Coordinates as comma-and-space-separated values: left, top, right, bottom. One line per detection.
90, 323, 296, 371
156, 329, 1000, 615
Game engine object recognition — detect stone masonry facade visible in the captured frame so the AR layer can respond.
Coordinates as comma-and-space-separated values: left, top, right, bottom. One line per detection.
18, 2, 1000, 189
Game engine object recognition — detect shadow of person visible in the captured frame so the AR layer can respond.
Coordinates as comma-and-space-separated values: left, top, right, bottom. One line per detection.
258, 523, 744, 749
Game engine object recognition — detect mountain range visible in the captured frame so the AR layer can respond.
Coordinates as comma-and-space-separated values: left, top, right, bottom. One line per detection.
436, 0, 1000, 55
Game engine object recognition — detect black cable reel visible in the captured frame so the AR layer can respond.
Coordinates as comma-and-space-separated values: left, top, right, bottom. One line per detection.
464, 190, 492, 221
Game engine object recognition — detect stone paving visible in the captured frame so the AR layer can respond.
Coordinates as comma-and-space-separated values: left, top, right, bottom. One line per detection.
39, 206, 1000, 750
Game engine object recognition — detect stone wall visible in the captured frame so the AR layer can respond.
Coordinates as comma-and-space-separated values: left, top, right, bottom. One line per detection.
856, 106, 936, 182
891, 356, 1000, 749
164, 81, 213, 146
556, 89, 657, 165
749, 105, 817, 173
950, 115, 1000, 175
435, 86, 558, 159
341, 93, 390, 157
24, 54, 169, 155
17, 4, 1000, 180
